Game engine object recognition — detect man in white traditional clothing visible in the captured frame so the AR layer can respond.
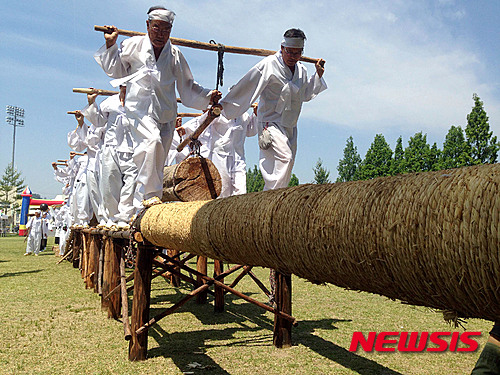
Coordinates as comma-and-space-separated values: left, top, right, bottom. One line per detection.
220, 28, 327, 306
82, 88, 138, 229
180, 106, 257, 197
94, 6, 221, 207
68, 111, 104, 226
220, 28, 327, 191
24, 210, 43, 256
66, 150, 91, 227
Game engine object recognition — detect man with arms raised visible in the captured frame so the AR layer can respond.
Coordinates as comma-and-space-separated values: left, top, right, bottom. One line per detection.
220, 28, 326, 191
95, 6, 221, 207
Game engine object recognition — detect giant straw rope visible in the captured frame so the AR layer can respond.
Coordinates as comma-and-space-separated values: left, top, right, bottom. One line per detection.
140, 164, 500, 321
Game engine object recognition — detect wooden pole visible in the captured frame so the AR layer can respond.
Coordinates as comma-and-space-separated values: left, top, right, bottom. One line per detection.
73, 87, 183, 103
56, 246, 73, 264
213, 260, 224, 313
177, 112, 202, 118
273, 272, 292, 348
108, 238, 123, 320
97, 235, 104, 295
92, 235, 102, 293
177, 105, 222, 152
101, 237, 111, 311
121, 245, 132, 341
73, 88, 118, 96
196, 256, 207, 304
94, 25, 321, 64
86, 234, 97, 289
72, 231, 81, 268
129, 242, 155, 361
166, 249, 180, 287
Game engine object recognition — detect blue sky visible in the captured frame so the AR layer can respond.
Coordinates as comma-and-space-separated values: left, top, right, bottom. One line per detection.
0, 0, 498, 198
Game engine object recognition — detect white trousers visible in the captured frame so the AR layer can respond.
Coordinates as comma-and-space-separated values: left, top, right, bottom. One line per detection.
59, 229, 68, 255
25, 232, 42, 254
259, 123, 297, 191
210, 153, 234, 199
100, 145, 137, 224
73, 177, 92, 225
233, 159, 247, 196
133, 120, 174, 209
87, 168, 103, 224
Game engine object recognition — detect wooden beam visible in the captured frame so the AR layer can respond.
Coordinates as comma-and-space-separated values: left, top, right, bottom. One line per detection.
94, 25, 321, 64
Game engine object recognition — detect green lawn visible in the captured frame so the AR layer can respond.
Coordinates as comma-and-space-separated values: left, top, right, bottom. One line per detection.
0, 236, 490, 374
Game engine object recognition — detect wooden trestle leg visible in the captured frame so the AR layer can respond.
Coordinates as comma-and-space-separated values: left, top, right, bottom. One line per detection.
214, 260, 224, 312
196, 256, 207, 304
273, 272, 292, 348
108, 238, 123, 319
129, 241, 155, 361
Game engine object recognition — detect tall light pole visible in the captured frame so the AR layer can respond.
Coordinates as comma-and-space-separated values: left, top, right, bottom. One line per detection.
6, 105, 25, 168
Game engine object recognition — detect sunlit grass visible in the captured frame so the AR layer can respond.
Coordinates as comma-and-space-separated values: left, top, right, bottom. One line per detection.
0, 236, 490, 374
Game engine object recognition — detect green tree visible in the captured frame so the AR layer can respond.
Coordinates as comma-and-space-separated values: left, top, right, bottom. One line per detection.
336, 136, 361, 182
441, 125, 470, 169
390, 136, 404, 175
312, 158, 331, 184
465, 93, 499, 164
358, 134, 393, 180
0, 164, 25, 204
246, 165, 264, 192
288, 173, 300, 187
426, 142, 442, 171
403, 132, 432, 173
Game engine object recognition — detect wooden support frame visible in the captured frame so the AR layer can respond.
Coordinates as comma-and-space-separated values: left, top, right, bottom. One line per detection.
214, 260, 224, 313
273, 272, 293, 348
72, 231, 82, 268
196, 256, 208, 304
129, 241, 156, 361
108, 238, 124, 319
68, 228, 297, 361
141, 253, 297, 332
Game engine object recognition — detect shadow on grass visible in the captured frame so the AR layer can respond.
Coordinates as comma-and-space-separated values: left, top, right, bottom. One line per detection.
296, 319, 403, 375
149, 324, 239, 374
0, 269, 43, 278
147, 283, 402, 374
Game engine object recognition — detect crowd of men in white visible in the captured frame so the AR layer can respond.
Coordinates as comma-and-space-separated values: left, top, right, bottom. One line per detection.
25, 6, 326, 259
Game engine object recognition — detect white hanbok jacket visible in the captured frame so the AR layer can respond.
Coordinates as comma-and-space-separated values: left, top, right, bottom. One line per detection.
94, 36, 212, 130
220, 51, 327, 128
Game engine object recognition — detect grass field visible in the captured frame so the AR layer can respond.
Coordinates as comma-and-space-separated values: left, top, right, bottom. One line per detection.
0, 236, 491, 374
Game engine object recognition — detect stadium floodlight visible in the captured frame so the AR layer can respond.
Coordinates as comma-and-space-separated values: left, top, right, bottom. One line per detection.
5, 105, 25, 168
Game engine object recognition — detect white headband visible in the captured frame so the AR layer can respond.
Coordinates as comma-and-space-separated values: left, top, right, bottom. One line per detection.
148, 9, 175, 24
281, 37, 305, 49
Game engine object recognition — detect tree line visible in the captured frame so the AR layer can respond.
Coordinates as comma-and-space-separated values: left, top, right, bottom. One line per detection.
247, 93, 498, 191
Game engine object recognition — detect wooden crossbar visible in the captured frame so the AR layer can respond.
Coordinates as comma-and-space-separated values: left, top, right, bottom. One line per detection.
94, 25, 320, 64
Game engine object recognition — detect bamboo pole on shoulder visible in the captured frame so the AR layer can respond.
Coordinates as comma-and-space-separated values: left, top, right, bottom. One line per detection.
73, 87, 183, 103
94, 25, 321, 64
73, 88, 119, 96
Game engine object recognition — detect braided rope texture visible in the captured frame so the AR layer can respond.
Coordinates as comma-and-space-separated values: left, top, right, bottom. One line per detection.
141, 164, 499, 320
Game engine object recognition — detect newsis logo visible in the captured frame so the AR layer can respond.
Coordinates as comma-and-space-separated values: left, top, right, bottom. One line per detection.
349, 332, 482, 352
